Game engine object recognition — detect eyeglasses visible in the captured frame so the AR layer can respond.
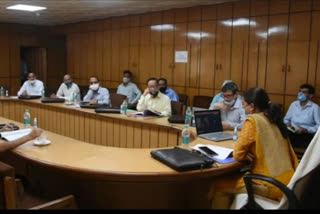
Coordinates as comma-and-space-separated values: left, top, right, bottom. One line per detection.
222, 94, 235, 98
148, 86, 158, 89
90, 81, 98, 84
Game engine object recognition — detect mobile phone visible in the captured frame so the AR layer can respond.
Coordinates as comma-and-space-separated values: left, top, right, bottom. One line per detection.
198, 146, 218, 156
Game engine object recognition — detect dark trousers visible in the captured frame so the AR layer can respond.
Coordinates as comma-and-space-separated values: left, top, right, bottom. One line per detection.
288, 132, 315, 149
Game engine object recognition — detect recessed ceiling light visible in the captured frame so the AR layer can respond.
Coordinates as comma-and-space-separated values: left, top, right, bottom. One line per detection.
6, 4, 47, 12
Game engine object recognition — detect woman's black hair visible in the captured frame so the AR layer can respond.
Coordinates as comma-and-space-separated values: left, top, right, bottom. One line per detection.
243, 88, 288, 139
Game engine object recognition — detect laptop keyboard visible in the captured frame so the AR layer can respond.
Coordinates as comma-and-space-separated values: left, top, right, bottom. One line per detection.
201, 132, 233, 140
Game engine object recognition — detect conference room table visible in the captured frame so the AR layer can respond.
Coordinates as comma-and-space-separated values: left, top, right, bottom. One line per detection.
0, 97, 245, 209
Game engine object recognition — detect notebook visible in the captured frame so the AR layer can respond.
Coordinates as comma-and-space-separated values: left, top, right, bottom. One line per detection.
194, 110, 233, 142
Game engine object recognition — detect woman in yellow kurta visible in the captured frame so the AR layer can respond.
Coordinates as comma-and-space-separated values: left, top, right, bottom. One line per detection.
209, 88, 299, 209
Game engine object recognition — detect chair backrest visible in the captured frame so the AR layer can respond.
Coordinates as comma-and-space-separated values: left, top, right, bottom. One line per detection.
279, 128, 320, 209
78, 85, 88, 100
178, 94, 189, 106
193, 96, 213, 109
110, 93, 127, 108
0, 162, 15, 209
108, 88, 117, 94
171, 101, 185, 116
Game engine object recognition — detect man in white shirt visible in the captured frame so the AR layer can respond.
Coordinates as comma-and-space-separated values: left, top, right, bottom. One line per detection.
51, 74, 80, 101
83, 76, 110, 105
117, 70, 141, 108
137, 78, 171, 116
17, 72, 44, 96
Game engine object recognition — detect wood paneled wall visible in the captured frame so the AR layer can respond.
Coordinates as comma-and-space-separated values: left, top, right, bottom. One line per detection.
0, 24, 66, 95
55, 0, 320, 111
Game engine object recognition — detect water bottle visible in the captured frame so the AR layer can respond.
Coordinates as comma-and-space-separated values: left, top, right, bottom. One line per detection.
120, 99, 128, 115
181, 124, 190, 149
185, 106, 192, 125
233, 126, 238, 142
0, 86, 4, 96
5, 90, 8, 97
24, 109, 31, 128
41, 89, 45, 98
33, 117, 38, 128
73, 93, 78, 105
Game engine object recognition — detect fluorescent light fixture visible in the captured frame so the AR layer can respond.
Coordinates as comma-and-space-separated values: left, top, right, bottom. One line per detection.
7, 4, 47, 12
186, 32, 211, 40
151, 24, 175, 31
221, 18, 256, 27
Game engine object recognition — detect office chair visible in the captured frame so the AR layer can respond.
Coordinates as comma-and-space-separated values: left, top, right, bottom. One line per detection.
171, 101, 185, 116
193, 96, 213, 109
178, 94, 189, 107
0, 162, 77, 210
230, 128, 320, 210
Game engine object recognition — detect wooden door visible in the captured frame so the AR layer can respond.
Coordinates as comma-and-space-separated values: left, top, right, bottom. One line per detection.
309, 12, 320, 97
285, 13, 311, 95
265, 15, 289, 94
215, 19, 232, 90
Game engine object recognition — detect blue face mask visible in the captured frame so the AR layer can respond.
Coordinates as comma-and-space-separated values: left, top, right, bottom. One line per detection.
297, 92, 307, 102
65, 82, 72, 89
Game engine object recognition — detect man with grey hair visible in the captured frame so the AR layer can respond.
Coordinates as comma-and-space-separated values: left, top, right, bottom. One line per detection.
213, 82, 246, 130
209, 80, 232, 110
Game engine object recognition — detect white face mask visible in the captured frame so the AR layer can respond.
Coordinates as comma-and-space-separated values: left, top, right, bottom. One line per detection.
90, 83, 99, 91
224, 99, 236, 107
29, 80, 35, 85
123, 77, 130, 84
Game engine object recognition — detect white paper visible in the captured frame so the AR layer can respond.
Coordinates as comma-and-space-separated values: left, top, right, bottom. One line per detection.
0, 128, 32, 141
192, 144, 233, 160
175, 51, 188, 63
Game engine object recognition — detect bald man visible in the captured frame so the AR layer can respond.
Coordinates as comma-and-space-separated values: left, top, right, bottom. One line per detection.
17, 72, 44, 96
52, 74, 80, 101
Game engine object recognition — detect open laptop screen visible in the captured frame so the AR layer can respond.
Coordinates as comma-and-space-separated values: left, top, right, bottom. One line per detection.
194, 110, 223, 135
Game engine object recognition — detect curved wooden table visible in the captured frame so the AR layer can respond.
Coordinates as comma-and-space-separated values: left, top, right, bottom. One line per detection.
0, 98, 244, 209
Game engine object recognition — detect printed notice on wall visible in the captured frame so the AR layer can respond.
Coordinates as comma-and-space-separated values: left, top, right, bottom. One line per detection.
175, 51, 188, 63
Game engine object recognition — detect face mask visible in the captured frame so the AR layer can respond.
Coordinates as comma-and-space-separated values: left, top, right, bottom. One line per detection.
297, 92, 307, 102
65, 82, 72, 88
29, 80, 35, 85
159, 87, 167, 93
90, 83, 100, 91
150, 91, 159, 98
123, 77, 130, 84
224, 99, 236, 107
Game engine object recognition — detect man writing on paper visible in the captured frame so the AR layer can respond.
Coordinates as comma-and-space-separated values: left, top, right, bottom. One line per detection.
136, 78, 171, 116
51, 74, 81, 102
17, 72, 44, 96
284, 84, 320, 149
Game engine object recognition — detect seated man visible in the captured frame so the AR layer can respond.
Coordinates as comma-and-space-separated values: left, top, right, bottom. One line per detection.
0, 128, 42, 152
209, 80, 232, 110
137, 78, 171, 116
284, 84, 320, 148
158, 78, 179, 102
51, 74, 80, 101
213, 82, 246, 130
83, 76, 110, 105
17, 72, 44, 96
117, 70, 141, 107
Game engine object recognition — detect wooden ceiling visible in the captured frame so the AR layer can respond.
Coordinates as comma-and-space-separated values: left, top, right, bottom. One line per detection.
0, 0, 237, 26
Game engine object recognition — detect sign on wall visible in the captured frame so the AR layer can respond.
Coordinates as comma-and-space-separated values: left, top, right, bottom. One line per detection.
175, 51, 188, 63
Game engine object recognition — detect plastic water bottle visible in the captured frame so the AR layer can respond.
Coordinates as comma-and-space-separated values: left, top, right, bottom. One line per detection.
5, 90, 8, 97
73, 93, 78, 105
181, 124, 190, 149
0, 86, 4, 96
185, 106, 192, 125
24, 109, 31, 128
41, 89, 45, 98
233, 126, 238, 142
33, 117, 38, 128
120, 99, 128, 115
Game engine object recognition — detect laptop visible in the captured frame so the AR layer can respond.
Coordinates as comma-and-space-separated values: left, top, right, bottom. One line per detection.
194, 109, 233, 142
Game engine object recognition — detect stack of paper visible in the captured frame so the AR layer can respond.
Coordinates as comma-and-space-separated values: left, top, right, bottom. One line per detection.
0, 128, 32, 141
192, 144, 235, 164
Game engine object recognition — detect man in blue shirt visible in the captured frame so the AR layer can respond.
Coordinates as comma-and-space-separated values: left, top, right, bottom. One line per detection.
209, 80, 232, 110
284, 84, 320, 148
158, 78, 179, 102
83, 76, 110, 105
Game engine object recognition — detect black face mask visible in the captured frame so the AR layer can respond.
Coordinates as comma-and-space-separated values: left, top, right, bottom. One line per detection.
150, 91, 159, 98
159, 87, 167, 93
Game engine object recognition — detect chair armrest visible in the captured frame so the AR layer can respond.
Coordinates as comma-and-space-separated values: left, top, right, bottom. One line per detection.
242, 174, 299, 209
29, 195, 77, 210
